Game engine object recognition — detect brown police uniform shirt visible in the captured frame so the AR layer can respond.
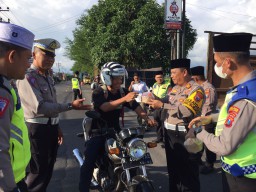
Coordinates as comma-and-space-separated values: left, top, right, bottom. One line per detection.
201, 80, 218, 130
197, 70, 256, 156
162, 80, 205, 126
16, 65, 69, 119
201, 80, 218, 116
0, 77, 17, 191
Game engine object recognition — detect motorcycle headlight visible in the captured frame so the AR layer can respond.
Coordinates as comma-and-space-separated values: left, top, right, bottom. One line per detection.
127, 138, 147, 160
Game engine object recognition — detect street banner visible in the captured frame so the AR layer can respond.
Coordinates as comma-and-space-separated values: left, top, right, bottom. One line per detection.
165, 0, 182, 30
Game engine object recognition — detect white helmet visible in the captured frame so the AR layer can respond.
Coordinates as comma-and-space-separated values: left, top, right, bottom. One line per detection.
100, 62, 128, 86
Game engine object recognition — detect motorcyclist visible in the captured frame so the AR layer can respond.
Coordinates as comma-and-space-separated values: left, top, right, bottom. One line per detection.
79, 62, 155, 192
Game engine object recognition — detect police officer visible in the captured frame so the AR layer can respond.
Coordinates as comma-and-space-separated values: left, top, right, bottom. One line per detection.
148, 59, 205, 192
191, 66, 218, 174
72, 70, 82, 100
151, 71, 171, 143
0, 22, 34, 192
189, 33, 256, 192
16, 38, 91, 192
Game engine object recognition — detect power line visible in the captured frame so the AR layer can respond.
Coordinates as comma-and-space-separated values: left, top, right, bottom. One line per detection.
0, 5, 10, 23
35, 25, 76, 36
0, 0, 8, 7
9, 10, 25, 26
187, 3, 256, 18
186, 3, 253, 27
32, 14, 81, 32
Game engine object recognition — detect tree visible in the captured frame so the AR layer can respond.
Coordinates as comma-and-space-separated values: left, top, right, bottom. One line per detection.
64, 29, 94, 74
65, 0, 197, 70
180, 15, 197, 58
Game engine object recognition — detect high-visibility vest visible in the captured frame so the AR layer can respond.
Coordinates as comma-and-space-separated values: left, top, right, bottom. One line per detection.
72, 78, 79, 89
216, 89, 256, 178
9, 88, 31, 183
152, 81, 170, 98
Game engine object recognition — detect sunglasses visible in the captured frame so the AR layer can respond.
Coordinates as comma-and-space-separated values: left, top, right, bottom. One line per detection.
112, 76, 124, 80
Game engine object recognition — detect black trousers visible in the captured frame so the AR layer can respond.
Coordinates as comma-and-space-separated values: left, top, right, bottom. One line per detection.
73, 89, 82, 100
137, 102, 146, 125
17, 179, 28, 192
222, 171, 256, 192
25, 122, 59, 192
153, 108, 164, 141
203, 124, 216, 164
164, 129, 200, 192
79, 136, 105, 192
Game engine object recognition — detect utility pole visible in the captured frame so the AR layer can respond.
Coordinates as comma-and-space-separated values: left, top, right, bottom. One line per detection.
171, 31, 177, 60
56, 62, 61, 73
0, 6, 10, 23
182, 0, 186, 57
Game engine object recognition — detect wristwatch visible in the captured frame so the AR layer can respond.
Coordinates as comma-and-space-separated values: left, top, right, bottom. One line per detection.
194, 126, 203, 136
67, 103, 73, 110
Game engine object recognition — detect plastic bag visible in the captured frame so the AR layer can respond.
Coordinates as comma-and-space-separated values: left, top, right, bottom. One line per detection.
184, 138, 203, 154
141, 92, 155, 103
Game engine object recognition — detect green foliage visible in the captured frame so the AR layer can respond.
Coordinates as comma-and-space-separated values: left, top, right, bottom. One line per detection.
65, 0, 197, 71
179, 15, 197, 57
64, 28, 93, 74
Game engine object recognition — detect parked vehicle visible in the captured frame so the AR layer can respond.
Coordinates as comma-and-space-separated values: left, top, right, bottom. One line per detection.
83, 76, 92, 85
73, 110, 156, 192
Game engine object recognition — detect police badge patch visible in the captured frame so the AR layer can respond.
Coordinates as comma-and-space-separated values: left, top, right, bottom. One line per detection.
225, 106, 240, 128
0, 97, 9, 116
194, 91, 204, 102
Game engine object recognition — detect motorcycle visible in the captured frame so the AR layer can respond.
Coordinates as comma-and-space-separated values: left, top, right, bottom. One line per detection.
73, 110, 157, 192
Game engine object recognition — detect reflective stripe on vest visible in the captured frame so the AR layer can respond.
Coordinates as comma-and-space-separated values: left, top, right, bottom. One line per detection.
72, 78, 79, 89
222, 160, 256, 177
152, 81, 170, 98
9, 88, 31, 183
216, 89, 256, 178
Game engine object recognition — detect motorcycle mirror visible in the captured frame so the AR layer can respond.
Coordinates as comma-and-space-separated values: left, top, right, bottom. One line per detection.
85, 110, 101, 119
147, 142, 157, 148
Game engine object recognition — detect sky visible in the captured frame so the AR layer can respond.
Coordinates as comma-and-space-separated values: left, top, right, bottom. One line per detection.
1, 0, 256, 73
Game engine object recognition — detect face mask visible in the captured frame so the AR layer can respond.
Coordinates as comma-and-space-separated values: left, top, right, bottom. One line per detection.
214, 62, 227, 79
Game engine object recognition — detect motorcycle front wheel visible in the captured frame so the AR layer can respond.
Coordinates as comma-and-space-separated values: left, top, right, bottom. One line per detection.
130, 175, 155, 192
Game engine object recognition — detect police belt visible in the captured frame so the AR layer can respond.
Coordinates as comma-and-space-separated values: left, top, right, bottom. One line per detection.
26, 117, 59, 125
164, 122, 187, 132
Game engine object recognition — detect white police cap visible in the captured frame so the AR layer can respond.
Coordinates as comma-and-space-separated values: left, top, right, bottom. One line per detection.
34, 38, 60, 53
0, 22, 34, 50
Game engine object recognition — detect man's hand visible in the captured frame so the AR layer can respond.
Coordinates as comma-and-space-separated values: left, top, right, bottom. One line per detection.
130, 81, 135, 85
72, 98, 92, 110
145, 117, 157, 127
188, 116, 212, 129
185, 127, 196, 140
147, 99, 163, 109
124, 92, 137, 102
58, 128, 64, 145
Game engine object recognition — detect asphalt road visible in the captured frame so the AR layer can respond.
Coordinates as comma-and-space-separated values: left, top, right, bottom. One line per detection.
47, 82, 222, 192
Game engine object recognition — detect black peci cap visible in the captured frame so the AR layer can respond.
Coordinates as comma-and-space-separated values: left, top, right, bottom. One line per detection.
213, 33, 252, 52
170, 59, 190, 69
155, 71, 163, 76
191, 66, 204, 76
133, 72, 139, 77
